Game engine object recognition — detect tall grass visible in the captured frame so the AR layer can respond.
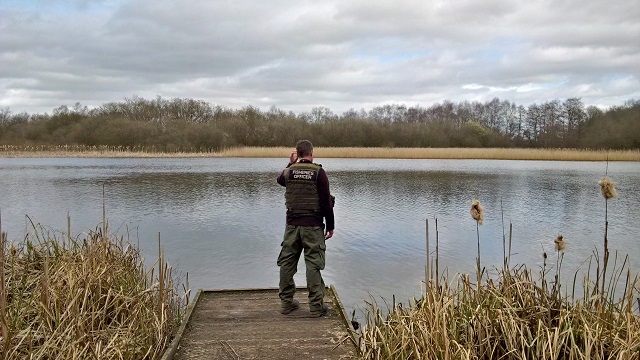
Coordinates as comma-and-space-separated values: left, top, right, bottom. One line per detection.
0, 220, 187, 359
2, 145, 640, 161
356, 175, 640, 359
359, 264, 640, 359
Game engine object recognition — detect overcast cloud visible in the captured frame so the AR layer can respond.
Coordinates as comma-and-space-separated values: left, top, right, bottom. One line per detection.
1, 0, 639, 114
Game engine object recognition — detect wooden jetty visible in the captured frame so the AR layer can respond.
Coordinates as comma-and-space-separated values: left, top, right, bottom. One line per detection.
162, 286, 358, 360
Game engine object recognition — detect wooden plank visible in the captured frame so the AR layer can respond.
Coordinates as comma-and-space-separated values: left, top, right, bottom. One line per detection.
168, 287, 357, 360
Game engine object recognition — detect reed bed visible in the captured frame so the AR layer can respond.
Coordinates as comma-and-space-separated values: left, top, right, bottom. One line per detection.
357, 177, 640, 359
0, 145, 218, 158
359, 265, 640, 360
223, 146, 639, 161
0, 221, 187, 359
1, 145, 639, 161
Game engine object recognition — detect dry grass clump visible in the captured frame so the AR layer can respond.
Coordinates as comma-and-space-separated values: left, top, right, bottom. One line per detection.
0, 223, 186, 359
359, 267, 640, 359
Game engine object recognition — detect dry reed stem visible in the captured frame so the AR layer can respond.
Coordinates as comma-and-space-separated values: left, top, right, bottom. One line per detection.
1, 145, 640, 161
471, 200, 484, 286
470, 199, 484, 225
598, 176, 618, 299
0, 231, 8, 352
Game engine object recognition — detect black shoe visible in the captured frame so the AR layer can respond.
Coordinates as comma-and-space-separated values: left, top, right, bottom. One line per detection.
310, 303, 329, 317
281, 299, 300, 314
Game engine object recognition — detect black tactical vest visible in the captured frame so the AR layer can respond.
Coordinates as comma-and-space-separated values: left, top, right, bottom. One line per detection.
284, 162, 322, 214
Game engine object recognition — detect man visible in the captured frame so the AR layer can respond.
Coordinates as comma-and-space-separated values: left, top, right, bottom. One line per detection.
276, 140, 334, 316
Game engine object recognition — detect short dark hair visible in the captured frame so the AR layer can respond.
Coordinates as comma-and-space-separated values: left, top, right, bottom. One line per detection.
296, 140, 313, 157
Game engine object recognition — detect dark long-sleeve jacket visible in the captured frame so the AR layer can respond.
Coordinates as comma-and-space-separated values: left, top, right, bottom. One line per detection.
277, 159, 335, 231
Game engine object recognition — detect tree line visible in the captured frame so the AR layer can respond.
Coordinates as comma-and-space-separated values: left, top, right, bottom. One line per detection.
0, 96, 638, 151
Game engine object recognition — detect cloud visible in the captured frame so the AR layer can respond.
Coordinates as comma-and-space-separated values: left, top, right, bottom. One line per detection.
0, 0, 638, 114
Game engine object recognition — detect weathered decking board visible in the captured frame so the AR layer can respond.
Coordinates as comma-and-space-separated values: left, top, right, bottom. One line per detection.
164, 286, 357, 360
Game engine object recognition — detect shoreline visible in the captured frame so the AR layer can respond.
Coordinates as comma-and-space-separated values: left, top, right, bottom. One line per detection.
1, 146, 639, 161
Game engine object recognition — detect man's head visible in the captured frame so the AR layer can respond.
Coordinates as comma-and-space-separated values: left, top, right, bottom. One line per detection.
296, 140, 313, 159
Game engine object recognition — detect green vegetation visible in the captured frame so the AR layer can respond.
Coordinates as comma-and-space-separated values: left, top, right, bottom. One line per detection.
356, 179, 640, 359
0, 220, 187, 359
0, 97, 639, 151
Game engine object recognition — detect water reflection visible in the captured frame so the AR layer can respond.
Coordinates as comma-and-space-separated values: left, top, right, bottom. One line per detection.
0, 157, 639, 313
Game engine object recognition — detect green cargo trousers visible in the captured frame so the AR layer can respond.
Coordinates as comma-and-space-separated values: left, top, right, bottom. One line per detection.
277, 225, 326, 310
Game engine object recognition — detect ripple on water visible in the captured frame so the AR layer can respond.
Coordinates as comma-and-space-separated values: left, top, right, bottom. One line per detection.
1, 158, 639, 312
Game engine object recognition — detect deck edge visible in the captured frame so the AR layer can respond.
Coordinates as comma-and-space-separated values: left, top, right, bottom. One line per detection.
330, 285, 361, 354
161, 288, 203, 360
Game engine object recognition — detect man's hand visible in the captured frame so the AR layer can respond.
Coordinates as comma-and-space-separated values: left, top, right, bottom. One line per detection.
289, 151, 298, 165
325, 229, 334, 239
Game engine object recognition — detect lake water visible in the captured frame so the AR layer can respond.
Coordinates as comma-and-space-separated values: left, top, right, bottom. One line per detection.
1, 157, 639, 314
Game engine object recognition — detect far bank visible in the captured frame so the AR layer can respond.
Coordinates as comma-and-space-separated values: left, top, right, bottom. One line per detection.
1, 146, 639, 161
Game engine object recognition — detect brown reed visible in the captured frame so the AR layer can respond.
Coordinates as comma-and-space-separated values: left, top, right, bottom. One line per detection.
598, 176, 618, 199
554, 235, 567, 252
470, 199, 484, 225
358, 263, 640, 359
598, 175, 618, 298
2, 145, 640, 161
0, 221, 187, 359
471, 199, 484, 285
356, 173, 639, 359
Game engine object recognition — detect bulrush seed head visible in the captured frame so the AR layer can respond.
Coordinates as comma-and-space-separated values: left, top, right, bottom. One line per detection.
470, 199, 484, 225
554, 235, 566, 251
598, 176, 618, 199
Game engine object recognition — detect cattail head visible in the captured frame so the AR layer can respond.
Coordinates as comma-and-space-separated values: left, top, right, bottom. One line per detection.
598, 176, 618, 200
554, 235, 566, 252
470, 199, 484, 225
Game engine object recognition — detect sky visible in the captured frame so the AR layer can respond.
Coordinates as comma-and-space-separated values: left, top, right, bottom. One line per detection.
1, 0, 639, 115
